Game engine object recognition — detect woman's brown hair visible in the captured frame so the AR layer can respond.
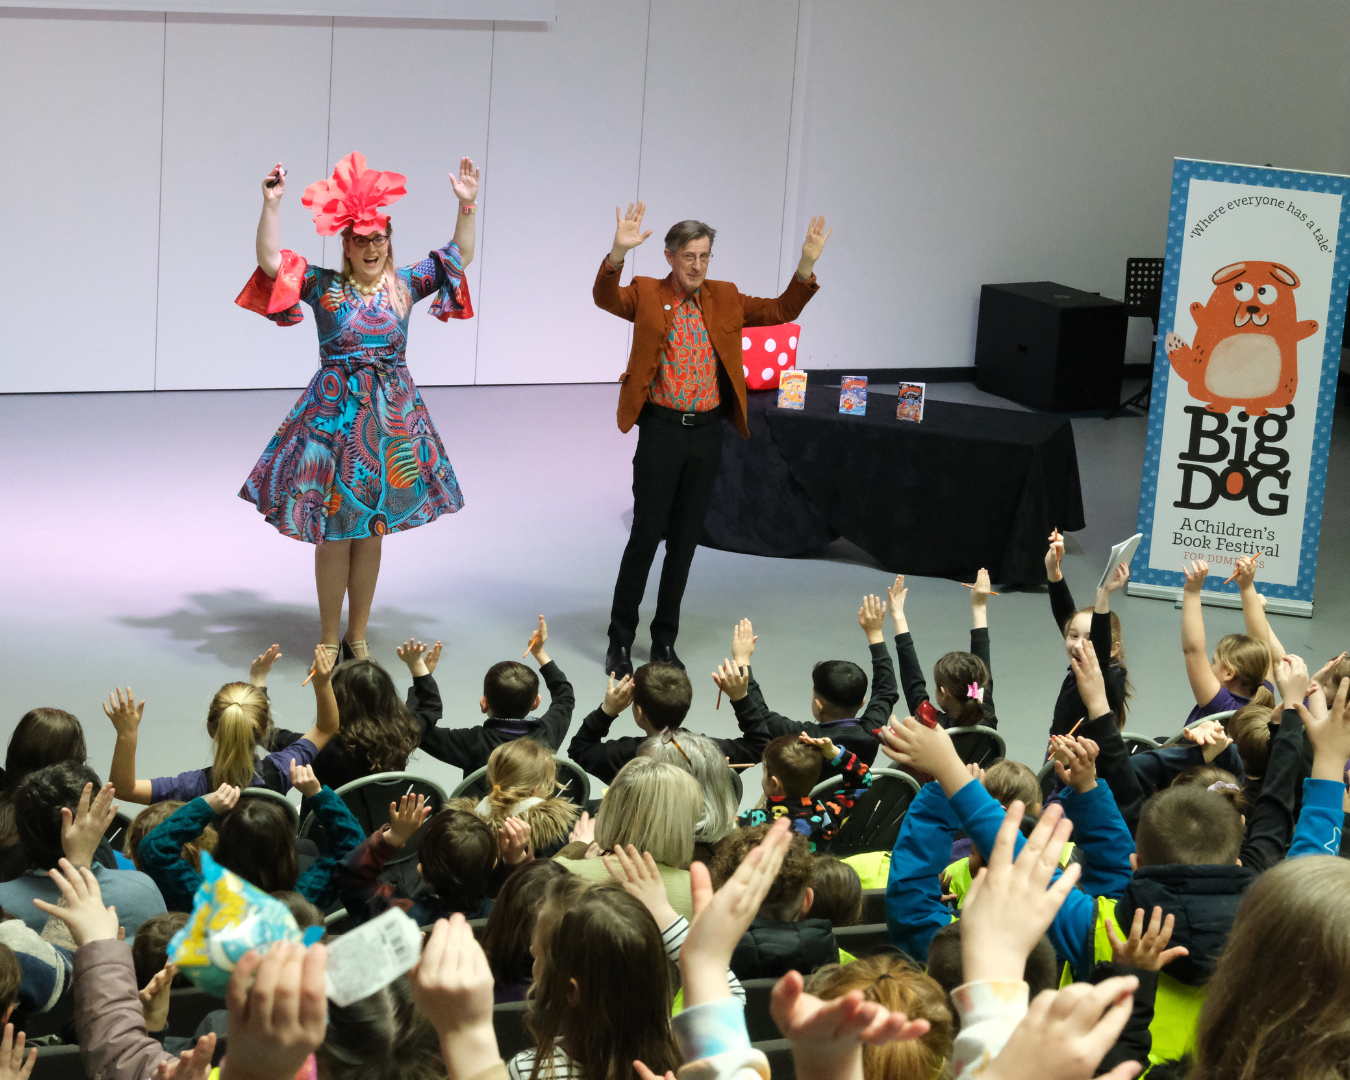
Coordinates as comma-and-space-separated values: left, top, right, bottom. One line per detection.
481, 858, 568, 991
0, 708, 89, 850
330, 660, 422, 774
931, 651, 989, 726
808, 954, 953, 1080
1213, 633, 1273, 705
206, 683, 272, 791
213, 798, 298, 893
527, 881, 679, 1080
1187, 856, 1350, 1080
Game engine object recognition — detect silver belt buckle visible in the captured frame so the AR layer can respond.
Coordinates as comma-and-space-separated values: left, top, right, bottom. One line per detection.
681, 412, 696, 426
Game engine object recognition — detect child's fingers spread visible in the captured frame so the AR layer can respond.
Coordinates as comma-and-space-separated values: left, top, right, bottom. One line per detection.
227, 951, 263, 1019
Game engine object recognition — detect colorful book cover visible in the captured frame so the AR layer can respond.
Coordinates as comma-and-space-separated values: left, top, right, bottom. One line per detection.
839, 375, 868, 415
896, 382, 926, 422
777, 370, 807, 410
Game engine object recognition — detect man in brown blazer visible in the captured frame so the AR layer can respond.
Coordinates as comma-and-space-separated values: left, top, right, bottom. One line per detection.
594, 202, 830, 676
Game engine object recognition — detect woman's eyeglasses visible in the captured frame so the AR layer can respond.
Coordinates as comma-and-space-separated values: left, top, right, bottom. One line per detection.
349, 234, 389, 249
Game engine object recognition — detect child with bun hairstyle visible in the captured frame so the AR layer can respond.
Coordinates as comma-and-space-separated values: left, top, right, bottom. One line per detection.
1181, 559, 1275, 726
448, 737, 579, 859
106, 644, 340, 804
1044, 531, 1132, 735
891, 570, 996, 730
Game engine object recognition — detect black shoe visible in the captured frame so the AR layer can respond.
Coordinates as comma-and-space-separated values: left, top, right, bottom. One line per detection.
339, 638, 356, 663
650, 644, 684, 669
605, 643, 634, 678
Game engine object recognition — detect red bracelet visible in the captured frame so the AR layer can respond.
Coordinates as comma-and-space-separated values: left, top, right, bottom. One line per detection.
460, 203, 477, 215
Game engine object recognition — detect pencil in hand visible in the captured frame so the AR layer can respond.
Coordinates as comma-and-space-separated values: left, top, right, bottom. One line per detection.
960, 582, 1000, 596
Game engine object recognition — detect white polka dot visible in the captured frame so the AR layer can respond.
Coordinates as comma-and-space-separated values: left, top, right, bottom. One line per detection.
789, 335, 798, 349
778, 352, 789, 366
761, 367, 775, 381
742, 336, 751, 350
743, 365, 750, 377
764, 338, 776, 351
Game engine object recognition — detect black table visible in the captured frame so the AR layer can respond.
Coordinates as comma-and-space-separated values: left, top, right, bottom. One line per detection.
701, 388, 1085, 584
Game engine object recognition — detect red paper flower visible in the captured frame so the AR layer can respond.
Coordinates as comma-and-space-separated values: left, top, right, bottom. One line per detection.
301, 152, 408, 236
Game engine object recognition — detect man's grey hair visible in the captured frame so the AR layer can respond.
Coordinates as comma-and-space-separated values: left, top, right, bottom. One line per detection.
664, 220, 716, 252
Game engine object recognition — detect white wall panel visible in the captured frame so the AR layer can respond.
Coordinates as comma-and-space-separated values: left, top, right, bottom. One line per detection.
795, 0, 1350, 371
327, 18, 493, 388
0, 10, 164, 392
154, 14, 334, 391
632, 1, 798, 308
473, 0, 649, 385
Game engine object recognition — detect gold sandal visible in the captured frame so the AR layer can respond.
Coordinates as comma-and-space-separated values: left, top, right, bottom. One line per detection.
345, 638, 370, 660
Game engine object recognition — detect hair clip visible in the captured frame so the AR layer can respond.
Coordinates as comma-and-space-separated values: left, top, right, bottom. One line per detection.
1207, 781, 1241, 793
967, 682, 985, 703
660, 727, 692, 766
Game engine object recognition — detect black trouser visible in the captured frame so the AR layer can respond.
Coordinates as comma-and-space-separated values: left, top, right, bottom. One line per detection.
608, 404, 725, 649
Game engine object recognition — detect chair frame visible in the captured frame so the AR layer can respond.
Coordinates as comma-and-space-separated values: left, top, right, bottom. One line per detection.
1160, 710, 1236, 748
826, 768, 920, 857
239, 786, 300, 830
945, 725, 1006, 767
299, 771, 449, 857
449, 756, 592, 807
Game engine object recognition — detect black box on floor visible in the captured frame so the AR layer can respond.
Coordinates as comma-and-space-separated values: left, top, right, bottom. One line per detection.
974, 281, 1127, 411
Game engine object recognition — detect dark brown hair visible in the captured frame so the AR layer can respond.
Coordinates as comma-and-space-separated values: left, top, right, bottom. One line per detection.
1171, 765, 1249, 814
0, 709, 89, 851
331, 659, 422, 772
1136, 786, 1244, 867
418, 810, 495, 913
318, 975, 442, 1080
811, 661, 869, 717
125, 801, 217, 872
931, 651, 989, 726
482, 661, 540, 719
132, 911, 190, 988
807, 955, 953, 1078
711, 825, 814, 921
1186, 857, 1350, 1080
632, 664, 693, 730
271, 891, 324, 929
14, 762, 102, 871
763, 735, 823, 797
1228, 703, 1273, 778
482, 859, 568, 990
528, 882, 680, 1080
0, 945, 18, 1019
213, 798, 299, 893
982, 760, 1042, 814
926, 925, 1058, 1033
810, 855, 862, 927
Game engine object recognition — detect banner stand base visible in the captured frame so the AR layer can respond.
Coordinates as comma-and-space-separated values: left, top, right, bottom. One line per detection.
1126, 582, 1313, 618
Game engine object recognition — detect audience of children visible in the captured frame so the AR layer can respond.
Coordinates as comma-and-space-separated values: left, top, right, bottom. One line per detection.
5, 552, 1348, 1080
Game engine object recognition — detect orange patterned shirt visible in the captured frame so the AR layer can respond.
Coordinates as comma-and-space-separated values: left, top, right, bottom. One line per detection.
647, 288, 722, 412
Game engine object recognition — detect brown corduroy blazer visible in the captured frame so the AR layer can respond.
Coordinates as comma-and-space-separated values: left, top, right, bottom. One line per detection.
593, 256, 820, 438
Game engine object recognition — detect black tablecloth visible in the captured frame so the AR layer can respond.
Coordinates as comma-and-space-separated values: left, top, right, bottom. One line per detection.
701, 388, 1084, 584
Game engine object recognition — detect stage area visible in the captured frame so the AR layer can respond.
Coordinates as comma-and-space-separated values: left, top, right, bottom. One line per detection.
4, 380, 1350, 810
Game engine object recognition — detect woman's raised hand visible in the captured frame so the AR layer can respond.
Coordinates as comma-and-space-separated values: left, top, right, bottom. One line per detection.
450, 157, 480, 205
261, 163, 286, 204
102, 687, 145, 738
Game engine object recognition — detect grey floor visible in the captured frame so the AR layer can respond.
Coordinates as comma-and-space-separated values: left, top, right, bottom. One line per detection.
3, 378, 1348, 811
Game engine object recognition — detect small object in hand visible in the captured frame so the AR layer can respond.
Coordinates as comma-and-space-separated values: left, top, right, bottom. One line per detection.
1067, 717, 1085, 738
266, 167, 286, 188
960, 582, 1000, 596
522, 631, 540, 659
916, 700, 940, 729
1222, 569, 1240, 585
716, 687, 723, 710
301, 667, 316, 687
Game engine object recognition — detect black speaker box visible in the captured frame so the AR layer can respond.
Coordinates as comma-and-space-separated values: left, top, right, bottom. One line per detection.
974, 281, 1127, 411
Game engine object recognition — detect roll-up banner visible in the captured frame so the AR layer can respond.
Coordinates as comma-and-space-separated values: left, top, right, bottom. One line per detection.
1129, 159, 1350, 617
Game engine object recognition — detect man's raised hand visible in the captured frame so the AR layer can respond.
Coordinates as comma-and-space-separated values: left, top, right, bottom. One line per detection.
611, 202, 653, 262
799, 215, 832, 270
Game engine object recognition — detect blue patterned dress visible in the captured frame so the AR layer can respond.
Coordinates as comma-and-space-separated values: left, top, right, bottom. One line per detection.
238, 241, 469, 543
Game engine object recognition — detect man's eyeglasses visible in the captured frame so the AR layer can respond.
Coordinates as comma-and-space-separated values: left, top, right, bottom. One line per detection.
677, 252, 712, 266
349, 234, 389, 249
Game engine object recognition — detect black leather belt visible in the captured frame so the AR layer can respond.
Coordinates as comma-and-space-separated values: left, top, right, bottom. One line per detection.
641, 402, 725, 427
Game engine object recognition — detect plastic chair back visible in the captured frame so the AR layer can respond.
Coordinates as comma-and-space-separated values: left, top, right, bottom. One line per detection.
239, 786, 300, 831
740, 977, 779, 1042
833, 922, 895, 956
827, 769, 920, 857
1160, 710, 1236, 748
492, 1001, 533, 1059
300, 772, 448, 865
946, 726, 1006, 768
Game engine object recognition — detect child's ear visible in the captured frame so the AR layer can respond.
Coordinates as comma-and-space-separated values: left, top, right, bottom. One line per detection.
1129, 853, 1138, 871
533, 694, 542, 712
416, 862, 423, 878
567, 977, 581, 1006
799, 887, 814, 921
479, 695, 490, 716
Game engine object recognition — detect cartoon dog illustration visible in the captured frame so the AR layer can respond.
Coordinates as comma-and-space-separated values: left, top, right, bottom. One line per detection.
1165, 260, 1318, 415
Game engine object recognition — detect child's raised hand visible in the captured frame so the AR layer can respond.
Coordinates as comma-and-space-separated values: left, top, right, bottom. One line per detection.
1103, 561, 1130, 595
1104, 905, 1188, 973
1051, 737, 1099, 794
526, 615, 549, 659
1181, 719, 1233, 764
886, 575, 908, 627
498, 818, 532, 865
1232, 555, 1257, 590
1069, 640, 1110, 718
32, 859, 120, 947
409, 916, 499, 1078
959, 801, 1082, 985
386, 793, 430, 849
424, 640, 443, 675
310, 643, 335, 686
568, 810, 595, 845
139, 961, 177, 1032
971, 568, 992, 606
289, 762, 321, 798
711, 659, 750, 702
602, 673, 635, 717
397, 638, 430, 675
61, 782, 119, 868
1311, 651, 1347, 687
799, 732, 839, 762
1296, 676, 1350, 782
0, 1025, 35, 1080
152, 1033, 216, 1080
965, 761, 987, 783
977, 978, 1140, 1080
102, 687, 145, 738
222, 942, 327, 1080
204, 784, 241, 815
731, 618, 757, 667
682, 817, 793, 1007
858, 594, 886, 643
603, 844, 678, 929
1182, 558, 1209, 593
1274, 653, 1311, 707
249, 645, 282, 687
1045, 531, 1065, 582
877, 716, 967, 793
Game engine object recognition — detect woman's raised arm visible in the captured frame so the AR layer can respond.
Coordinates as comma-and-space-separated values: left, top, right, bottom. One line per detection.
255, 162, 285, 279
449, 156, 479, 266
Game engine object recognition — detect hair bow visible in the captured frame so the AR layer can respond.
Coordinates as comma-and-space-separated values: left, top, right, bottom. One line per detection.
1207, 781, 1241, 793
302, 151, 407, 236
967, 682, 985, 703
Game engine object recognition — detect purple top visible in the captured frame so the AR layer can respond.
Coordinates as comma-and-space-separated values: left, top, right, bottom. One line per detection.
148, 736, 319, 802
1185, 680, 1275, 727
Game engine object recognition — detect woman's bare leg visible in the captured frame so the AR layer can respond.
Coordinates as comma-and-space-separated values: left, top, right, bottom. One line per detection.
315, 539, 352, 647
344, 535, 384, 647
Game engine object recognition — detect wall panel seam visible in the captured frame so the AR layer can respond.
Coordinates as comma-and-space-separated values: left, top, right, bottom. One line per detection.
153, 12, 168, 390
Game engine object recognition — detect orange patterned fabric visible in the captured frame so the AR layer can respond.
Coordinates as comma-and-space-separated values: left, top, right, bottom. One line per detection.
647, 289, 722, 413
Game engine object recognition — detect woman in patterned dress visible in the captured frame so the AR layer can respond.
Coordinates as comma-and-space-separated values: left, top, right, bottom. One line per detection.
236, 152, 478, 664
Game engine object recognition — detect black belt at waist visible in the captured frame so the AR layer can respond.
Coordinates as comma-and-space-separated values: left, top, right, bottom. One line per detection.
640, 401, 726, 428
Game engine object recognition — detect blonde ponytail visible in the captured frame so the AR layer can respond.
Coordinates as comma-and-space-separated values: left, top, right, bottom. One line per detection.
206, 683, 270, 790
482, 739, 557, 820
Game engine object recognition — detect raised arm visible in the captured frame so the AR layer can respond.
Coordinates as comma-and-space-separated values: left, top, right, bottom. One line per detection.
448, 156, 479, 267
1234, 556, 1285, 676
104, 688, 153, 805
301, 644, 340, 751
255, 163, 285, 279
1181, 560, 1222, 708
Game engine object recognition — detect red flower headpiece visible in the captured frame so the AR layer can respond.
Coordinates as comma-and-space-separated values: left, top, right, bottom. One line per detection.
301, 151, 407, 236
